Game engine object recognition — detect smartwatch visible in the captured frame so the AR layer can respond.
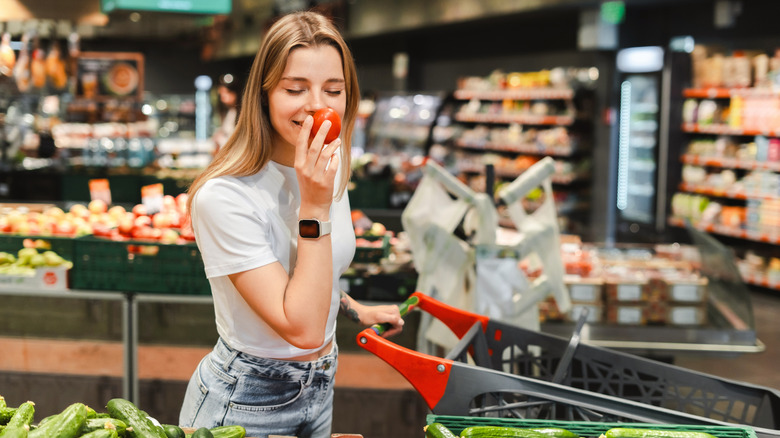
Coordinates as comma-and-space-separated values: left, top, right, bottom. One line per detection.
298, 218, 332, 239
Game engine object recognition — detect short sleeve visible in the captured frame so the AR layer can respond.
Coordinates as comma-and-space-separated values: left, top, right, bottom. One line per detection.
192, 178, 278, 278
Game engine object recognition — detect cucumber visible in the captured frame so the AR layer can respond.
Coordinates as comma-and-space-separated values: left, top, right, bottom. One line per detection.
191, 428, 213, 438
0, 427, 27, 438
0, 408, 17, 425
605, 429, 718, 438
82, 418, 128, 437
530, 428, 579, 438
28, 402, 88, 438
81, 429, 119, 438
162, 425, 185, 438
460, 426, 548, 438
425, 423, 458, 438
2, 402, 34, 431
106, 398, 167, 438
209, 425, 245, 438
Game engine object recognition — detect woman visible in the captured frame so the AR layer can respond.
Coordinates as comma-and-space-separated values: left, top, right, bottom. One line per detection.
212, 73, 241, 152
179, 11, 404, 438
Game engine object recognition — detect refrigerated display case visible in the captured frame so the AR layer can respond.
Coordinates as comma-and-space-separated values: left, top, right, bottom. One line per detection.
611, 46, 667, 241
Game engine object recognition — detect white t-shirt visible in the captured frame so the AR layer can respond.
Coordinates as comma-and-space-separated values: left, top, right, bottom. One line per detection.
191, 160, 356, 359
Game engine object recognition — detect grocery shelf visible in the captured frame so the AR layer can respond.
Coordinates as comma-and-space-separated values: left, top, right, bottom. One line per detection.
455, 112, 574, 126
678, 182, 780, 201
668, 216, 780, 245
453, 87, 574, 101
454, 139, 576, 157
681, 153, 780, 172
682, 122, 780, 137
683, 87, 780, 99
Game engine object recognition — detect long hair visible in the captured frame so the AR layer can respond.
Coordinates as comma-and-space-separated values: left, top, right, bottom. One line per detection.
187, 11, 359, 213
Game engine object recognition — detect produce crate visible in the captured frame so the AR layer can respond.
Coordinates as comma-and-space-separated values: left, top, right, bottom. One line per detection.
70, 236, 210, 295
0, 234, 78, 262
426, 416, 757, 438
357, 292, 780, 438
354, 234, 391, 264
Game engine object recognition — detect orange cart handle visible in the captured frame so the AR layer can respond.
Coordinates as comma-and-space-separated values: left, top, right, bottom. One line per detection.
408, 291, 490, 338
355, 292, 490, 410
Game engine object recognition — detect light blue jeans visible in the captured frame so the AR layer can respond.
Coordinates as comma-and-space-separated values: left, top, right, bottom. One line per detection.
179, 337, 338, 438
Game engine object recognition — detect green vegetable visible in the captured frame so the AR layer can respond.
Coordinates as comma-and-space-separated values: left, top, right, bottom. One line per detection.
1, 402, 34, 431
426, 423, 458, 438
529, 428, 579, 438
209, 425, 245, 438
0, 408, 17, 425
80, 429, 119, 438
28, 402, 88, 438
460, 426, 548, 438
605, 429, 718, 438
162, 425, 186, 438
81, 418, 128, 437
191, 428, 213, 438
0, 427, 27, 438
106, 398, 167, 438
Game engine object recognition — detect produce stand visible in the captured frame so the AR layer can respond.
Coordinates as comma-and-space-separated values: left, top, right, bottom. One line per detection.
357, 292, 780, 438
0, 287, 212, 405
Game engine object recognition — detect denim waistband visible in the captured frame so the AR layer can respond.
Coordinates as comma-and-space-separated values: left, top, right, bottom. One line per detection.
213, 337, 337, 375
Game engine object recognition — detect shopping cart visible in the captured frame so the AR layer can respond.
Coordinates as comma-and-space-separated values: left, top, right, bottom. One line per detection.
357, 292, 780, 438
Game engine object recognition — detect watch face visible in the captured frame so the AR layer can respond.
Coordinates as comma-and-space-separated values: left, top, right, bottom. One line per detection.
299, 219, 320, 238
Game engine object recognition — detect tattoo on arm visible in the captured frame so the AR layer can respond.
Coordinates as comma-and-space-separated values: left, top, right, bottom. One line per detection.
339, 290, 361, 323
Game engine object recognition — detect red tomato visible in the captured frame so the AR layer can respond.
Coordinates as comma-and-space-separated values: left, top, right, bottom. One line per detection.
310, 107, 341, 144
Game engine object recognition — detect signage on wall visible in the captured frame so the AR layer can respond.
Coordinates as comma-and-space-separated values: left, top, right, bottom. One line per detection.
101, 0, 231, 15
75, 52, 144, 102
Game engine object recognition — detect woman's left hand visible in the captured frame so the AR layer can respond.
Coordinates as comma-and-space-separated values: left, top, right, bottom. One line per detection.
361, 303, 405, 338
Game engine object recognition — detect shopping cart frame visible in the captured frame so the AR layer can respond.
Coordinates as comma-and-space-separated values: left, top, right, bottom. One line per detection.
357, 292, 780, 438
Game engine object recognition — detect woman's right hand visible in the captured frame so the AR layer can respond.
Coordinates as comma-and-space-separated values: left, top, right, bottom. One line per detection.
294, 114, 341, 217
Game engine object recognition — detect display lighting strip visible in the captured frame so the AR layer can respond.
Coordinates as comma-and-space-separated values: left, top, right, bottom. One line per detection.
616, 80, 632, 211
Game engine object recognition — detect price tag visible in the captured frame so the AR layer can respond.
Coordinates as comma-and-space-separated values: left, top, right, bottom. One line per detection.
89, 179, 112, 205
141, 183, 164, 215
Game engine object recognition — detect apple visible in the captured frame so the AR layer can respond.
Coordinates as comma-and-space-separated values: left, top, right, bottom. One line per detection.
43, 206, 65, 218
69, 203, 90, 219
88, 199, 108, 215
152, 212, 172, 229
118, 216, 134, 236
159, 228, 180, 244
134, 215, 152, 228
132, 204, 147, 217
108, 205, 127, 220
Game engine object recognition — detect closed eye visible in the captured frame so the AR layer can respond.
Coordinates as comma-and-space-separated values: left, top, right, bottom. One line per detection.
286, 89, 305, 95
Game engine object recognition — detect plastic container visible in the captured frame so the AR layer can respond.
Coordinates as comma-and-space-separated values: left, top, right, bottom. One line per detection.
427, 416, 757, 438
69, 236, 210, 294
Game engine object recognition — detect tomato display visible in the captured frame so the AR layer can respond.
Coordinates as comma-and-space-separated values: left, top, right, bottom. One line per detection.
310, 107, 341, 144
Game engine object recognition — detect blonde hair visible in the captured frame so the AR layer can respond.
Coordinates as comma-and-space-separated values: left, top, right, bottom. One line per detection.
187, 11, 359, 213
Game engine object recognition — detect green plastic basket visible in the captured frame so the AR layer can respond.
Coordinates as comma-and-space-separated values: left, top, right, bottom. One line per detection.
0, 234, 78, 262
70, 236, 210, 295
426, 416, 757, 438
354, 233, 391, 264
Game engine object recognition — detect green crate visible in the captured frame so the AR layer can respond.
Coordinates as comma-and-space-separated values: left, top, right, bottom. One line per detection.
354, 233, 391, 264
70, 236, 210, 295
0, 234, 78, 262
426, 416, 757, 438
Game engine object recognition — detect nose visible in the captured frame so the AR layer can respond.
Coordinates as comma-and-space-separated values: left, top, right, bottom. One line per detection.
305, 90, 326, 113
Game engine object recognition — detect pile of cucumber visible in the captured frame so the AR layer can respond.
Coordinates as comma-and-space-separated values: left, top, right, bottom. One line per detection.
0, 396, 245, 438
425, 423, 720, 438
